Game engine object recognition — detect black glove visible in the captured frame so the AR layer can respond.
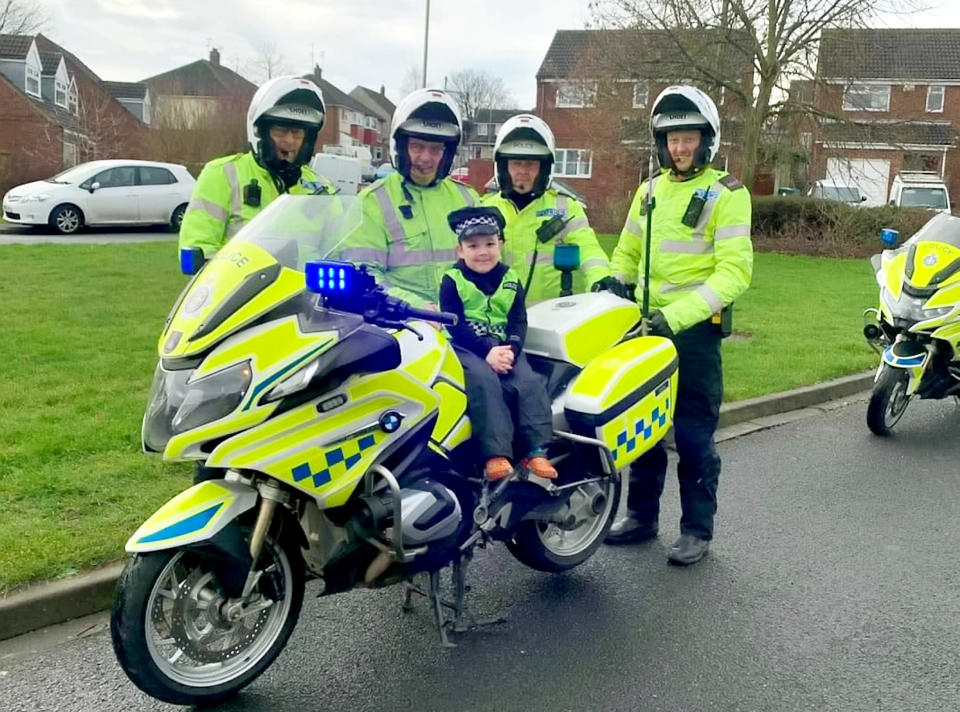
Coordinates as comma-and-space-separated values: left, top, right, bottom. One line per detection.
592, 276, 635, 301
646, 310, 675, 339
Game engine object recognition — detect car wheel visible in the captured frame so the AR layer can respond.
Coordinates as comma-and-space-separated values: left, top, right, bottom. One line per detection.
170, 203, 187, 232
49, 204, 84, 234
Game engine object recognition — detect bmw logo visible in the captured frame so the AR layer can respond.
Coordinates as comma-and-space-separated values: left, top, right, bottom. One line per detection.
923, 254, 938, 267
379, 411, 403, 433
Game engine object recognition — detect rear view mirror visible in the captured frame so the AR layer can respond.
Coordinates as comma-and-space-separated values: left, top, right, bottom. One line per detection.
89, 181, 100, 193
860, 196, 867, 202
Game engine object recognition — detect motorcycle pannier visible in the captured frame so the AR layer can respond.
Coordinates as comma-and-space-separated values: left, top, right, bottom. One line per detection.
563, 337, 678, 469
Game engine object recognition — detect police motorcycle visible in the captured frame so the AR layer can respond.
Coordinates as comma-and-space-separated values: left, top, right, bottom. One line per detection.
110, 194, 678, 705
863, 213, 960, 435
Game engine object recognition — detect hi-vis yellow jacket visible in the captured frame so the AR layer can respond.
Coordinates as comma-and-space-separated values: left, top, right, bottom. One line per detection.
337, 172, 479, 306
611, 167, 753, 333
482, 188, 611, 303
179, 152, 332, 257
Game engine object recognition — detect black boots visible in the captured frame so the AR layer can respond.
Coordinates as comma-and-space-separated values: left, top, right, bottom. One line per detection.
667, 534, 710, 565
604, 516, 658, 544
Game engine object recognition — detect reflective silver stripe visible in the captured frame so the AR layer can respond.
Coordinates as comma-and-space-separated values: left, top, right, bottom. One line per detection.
187, 197, 228, 222
225, 222, 243, 238
558, 217, 589, 240
613, 272, 634, 282
527, 252, 554, 266
660, 240, 713, 254
660, 281, 705, 294
715, 223, 751, 240
454, 181, 477, 206
390, 248, 457, 266
340, 247, 388, 263
223, 162, 243, 226
696, 284, 724, 313
373, 184, 407, 243
581, 258, 607, 271
625, 217, 643, 235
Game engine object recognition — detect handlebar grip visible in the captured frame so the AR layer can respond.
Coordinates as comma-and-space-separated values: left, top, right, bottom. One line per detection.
402, 304, 459, 326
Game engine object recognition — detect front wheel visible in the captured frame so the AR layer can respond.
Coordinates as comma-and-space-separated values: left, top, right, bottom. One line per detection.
867, 365, 911, 436
49, 204, 83, 234
506, 473, 620, 572
110, 528, 304, 706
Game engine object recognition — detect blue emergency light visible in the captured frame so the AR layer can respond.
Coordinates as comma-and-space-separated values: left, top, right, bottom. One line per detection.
179, 247, 206, 275
553, 243, 581, 271
306, 261, 354, 294
880, 228, 899, 247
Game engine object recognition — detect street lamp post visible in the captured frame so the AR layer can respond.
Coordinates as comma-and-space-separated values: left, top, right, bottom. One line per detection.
422, 0, 430, 88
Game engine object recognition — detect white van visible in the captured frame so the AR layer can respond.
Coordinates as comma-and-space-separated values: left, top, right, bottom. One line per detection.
888, 172, 951, 214
309, 153, 363, 194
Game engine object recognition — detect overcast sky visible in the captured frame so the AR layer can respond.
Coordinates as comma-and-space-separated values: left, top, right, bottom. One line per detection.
34, 0, 959, 110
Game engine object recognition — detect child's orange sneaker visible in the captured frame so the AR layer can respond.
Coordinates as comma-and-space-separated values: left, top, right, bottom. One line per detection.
484, 457, 514, 481
525, 456, 557, 479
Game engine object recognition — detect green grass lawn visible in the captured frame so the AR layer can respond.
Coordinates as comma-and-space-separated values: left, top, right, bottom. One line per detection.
0, 242, 879, 592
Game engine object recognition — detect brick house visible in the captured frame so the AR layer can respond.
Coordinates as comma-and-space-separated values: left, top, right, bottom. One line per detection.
0, 34, 145, 195
303, 67, 382, 164
349, 84, 396, 164
535, 29, 752, 232
811, 29, 960, 208
142, 48, 255, 130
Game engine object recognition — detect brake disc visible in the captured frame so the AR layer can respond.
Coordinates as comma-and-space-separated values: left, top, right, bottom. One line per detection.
164, 567, 269, 664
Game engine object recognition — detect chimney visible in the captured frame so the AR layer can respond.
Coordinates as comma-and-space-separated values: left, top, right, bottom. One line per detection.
313, 65, 322, 81
380, 84, 385, 96
209, 47, 220, 66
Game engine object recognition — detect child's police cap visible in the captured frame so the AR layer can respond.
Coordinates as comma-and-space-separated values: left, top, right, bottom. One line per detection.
448, 206, 506, 241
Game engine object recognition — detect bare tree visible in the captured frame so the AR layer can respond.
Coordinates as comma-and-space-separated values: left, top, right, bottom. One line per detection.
247, 40, 292, 85
399, 65, 423, 96
0, 0, 48, 34
589, 0, 930, 188
445, 69, 512, 121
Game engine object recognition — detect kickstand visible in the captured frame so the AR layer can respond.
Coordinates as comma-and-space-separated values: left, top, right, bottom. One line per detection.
400, 551, 507, 647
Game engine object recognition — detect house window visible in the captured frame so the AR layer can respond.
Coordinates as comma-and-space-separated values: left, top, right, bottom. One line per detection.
842, 83, 890, 112
25, 63, 41, 97
554, 148, 592, 178
632, 82, 648, 108
477, 123, 488, 136
904, 152, 940, 172
62, 141, 77, 168
67, 79, 78, 114
55, 79, 68, 108
926, 85, 945, 113
556, 81, 597, 108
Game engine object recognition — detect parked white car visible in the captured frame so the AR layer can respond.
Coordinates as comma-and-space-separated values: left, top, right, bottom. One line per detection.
2, 159, 195, 234
808, 179, 867, 206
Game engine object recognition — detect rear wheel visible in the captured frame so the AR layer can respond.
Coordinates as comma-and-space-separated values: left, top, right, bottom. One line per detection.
49, 204, 83, 234
507, 472, 620, 572
867, 365, 911, 436
110, 527, 303, 705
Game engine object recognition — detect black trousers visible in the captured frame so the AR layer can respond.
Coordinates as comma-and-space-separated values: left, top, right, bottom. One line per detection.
455, 345, 553, 461
626, 320, 723, 540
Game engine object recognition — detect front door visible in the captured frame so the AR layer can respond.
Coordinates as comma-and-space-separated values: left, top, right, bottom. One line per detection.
83, 165, 139, 223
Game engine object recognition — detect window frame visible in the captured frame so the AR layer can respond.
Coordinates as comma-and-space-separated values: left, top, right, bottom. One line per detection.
926, 85, 945, 113
67, 77, 78, 115
476, 122, 488, 137
554, 148, 593, 178
632, 81, 649, 109
556, 80, 597, 109
841, 83, 890, 112
137, 165, 177, 186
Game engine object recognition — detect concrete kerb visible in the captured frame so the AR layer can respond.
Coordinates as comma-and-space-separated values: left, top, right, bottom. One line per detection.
0, 370, 876, 642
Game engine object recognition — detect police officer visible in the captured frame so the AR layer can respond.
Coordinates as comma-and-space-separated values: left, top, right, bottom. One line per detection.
179, 75, 334, 257
482, 114, 621, 303
337, 88, 479, 306
605, 86, 753, 566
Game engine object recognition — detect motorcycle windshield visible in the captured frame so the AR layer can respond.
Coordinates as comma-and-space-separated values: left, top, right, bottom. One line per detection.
163, 194, 365, 358
904, 213, 960, 248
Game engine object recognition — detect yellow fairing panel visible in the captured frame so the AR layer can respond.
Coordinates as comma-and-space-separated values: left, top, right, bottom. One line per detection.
883, 252, 906, 299
162, 243, 305, 358
600, 380, 676, 468
908, 242, 960, 288
565, 302, 641, 367
207, 369, 439, 507
127, 479, 258, 553
567, 337, 677, 413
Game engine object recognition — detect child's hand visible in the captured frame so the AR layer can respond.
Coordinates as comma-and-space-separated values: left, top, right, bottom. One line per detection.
486, 345, 514, 374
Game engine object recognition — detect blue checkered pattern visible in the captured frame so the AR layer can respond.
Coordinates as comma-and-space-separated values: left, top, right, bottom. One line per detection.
291, 433, 379, 489
611, 399, 670, 463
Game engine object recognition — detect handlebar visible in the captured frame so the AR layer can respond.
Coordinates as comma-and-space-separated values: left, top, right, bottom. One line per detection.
397, 302, 459, 326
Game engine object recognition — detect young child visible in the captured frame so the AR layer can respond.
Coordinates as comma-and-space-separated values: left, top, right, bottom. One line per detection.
439, 206, 557, 481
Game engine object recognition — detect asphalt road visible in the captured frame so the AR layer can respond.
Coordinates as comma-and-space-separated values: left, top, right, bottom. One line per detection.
0, 223, 177, 244
2, 395, 959, 712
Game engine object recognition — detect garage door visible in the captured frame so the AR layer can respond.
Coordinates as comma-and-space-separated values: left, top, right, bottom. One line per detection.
826, 157, 891, 207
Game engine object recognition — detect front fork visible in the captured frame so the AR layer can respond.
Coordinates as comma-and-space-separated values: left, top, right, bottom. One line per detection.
237, 482, 288, 602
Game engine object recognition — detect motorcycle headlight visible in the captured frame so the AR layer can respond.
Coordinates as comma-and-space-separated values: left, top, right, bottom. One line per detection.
882, 288, 952, 323
142, 361, 252, 452
171, 361, 252, 434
